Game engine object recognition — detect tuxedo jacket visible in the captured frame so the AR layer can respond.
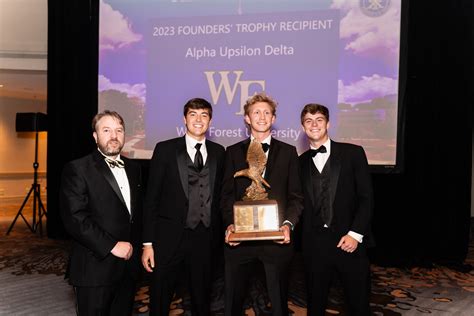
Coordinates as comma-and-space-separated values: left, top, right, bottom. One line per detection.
299, 140, 374, 247
60, 150, 143, 287
142, 137, 225, 263
220, 138, 303, 228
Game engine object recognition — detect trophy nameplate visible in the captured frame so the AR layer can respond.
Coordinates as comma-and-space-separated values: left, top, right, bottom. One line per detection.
228, 140, 284, 242
229, 200, 284, 241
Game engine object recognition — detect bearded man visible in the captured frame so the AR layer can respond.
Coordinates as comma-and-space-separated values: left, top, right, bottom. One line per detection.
60, 110, 143, 316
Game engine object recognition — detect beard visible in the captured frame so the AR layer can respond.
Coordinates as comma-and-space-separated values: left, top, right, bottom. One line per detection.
98, 138, 123, 156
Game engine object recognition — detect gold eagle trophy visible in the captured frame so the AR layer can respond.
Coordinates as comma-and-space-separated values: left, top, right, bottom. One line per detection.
228, 140, 284, 242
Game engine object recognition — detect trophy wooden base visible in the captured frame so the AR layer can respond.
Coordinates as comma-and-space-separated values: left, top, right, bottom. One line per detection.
228, 230, 284, 242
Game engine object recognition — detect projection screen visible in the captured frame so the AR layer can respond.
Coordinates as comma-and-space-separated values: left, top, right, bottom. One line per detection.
98, 0, 402, 168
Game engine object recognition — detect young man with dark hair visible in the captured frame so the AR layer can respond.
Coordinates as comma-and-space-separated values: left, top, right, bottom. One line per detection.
142, 98, 225, 316
299, 103, 374, 316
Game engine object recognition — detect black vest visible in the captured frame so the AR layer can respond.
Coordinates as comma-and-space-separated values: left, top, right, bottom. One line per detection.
186, 156, 211, 229
311, 160, 333, 227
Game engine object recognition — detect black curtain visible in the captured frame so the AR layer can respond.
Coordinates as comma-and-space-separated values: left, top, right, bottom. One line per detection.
47, 0, 99, 238
371, 1, 473, 266
46, 0, 473, 265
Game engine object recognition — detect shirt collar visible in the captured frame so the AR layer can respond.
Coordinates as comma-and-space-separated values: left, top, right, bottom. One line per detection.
185, 133, 206, 150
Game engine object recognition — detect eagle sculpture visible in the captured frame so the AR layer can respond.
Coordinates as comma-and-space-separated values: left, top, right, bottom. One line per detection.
234, 140, 271, 200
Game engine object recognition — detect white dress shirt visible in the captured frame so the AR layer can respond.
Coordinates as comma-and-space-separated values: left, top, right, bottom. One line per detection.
311, 138, 331, 173
99, 150, 131, 214
186, 134, 208, 165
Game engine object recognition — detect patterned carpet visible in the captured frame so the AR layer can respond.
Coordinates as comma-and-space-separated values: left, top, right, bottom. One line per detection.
1, 203, 473, 315
0, 203, 74, 315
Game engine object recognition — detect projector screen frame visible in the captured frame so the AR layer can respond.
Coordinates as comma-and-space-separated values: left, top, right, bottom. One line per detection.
94, 0, 409, 174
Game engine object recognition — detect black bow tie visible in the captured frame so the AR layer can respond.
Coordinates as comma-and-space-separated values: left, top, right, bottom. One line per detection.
261, 143, 270, 153
105, 157, 125, 168
310, 145, 327, 157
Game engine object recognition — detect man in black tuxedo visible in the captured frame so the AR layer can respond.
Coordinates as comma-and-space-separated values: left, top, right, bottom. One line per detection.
60, 110, 143, 315
141, 98, 225, 316
299, 104, 373, 316
221, 92, 304, 316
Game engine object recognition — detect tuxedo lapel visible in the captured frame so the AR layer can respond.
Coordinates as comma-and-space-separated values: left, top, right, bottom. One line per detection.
206, 140, 217, 204
124, 157, 138, 218
176, 137, 189, 200
242, 138, 251, 153
302, 151, 315, 207
240, 138, 251, 166
93, 151, 128, 211
264, 139, 279, 181
329, 141, 341, 206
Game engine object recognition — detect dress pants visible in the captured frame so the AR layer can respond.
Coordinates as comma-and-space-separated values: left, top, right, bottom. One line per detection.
75, 272, 135, 316
304, 228, 370, 316
149, 223, 212, 316
224, 242, 293, 316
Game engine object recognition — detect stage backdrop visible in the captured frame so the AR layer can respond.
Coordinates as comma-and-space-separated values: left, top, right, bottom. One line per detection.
98, 0, 402, 168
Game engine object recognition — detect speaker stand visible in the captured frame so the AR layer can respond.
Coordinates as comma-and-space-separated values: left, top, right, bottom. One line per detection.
6, 131, 47, 236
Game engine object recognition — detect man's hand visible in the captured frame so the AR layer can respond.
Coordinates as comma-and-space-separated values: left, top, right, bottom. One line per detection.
141, 245, 155, 272
111, 241, 133, 260
275, 224, 291, 244
337, 234, 359, 253
225, 224, 241, 246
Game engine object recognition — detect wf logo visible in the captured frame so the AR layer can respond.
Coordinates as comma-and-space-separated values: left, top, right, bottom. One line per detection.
204, 71, 265, 115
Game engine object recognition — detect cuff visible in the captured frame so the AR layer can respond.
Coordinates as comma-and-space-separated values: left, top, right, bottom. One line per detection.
348, 231, 363, 243
282, 220, 294, 231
